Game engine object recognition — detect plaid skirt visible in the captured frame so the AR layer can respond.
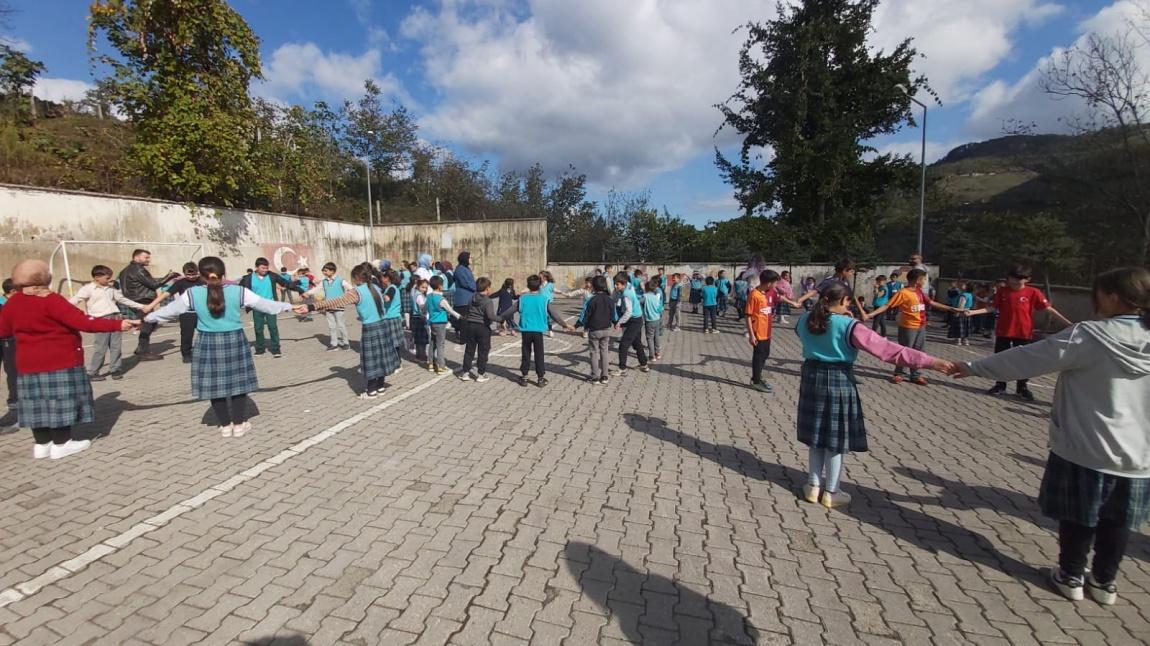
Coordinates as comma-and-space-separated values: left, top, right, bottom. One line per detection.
192, 329, 258, 400
1039, 452, 1150, 529
777, 302, 792, 316
797, 360, 868, 453
382, 316, 405, 350
17, 366, 94, 429
948, 314, 972, 339
410, 314, 430, 347
400, 287, 414, 315
361, 320, 401, 379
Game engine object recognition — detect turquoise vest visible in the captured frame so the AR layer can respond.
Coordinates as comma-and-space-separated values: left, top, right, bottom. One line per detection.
642, 292, 664, 321
190, 285, 244, 332
323, 276, 345, 299
426, 292, 448, 324
250, 273, 275, 300
519, 292, 550, 332
355, 283, 385, 325
298, 276, 310, 290
541, 282, 555, 303
384, 285, 402, 319
702, 285, 718, 306
624, 286, 642, 321
797, 313, 859, 363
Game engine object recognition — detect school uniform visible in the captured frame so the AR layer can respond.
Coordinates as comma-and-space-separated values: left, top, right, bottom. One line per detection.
69, 282, 146, 376
319, 276, 353, 349
667, 283, 682, 330
701, 284, 719, 331
583, 293, 616, 379
382, 284, 405, 365
616, 286, 648, 369
716, 277, 731, 315
689, 278, 703, 311
240, 272, 288, 354
461, 293, 497, 376
425, 291, 453, 370
870, 284, 890, 336
502, 292, 566, 379
641, 290, 664, 358
947, 291, 974, 340
167, 277, 206, 360
354, 283, 401, 383
795, 314, 868, 454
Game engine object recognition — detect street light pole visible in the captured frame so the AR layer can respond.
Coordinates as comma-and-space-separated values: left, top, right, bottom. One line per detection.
364, 158, 373, 261
897, 84, 928, 256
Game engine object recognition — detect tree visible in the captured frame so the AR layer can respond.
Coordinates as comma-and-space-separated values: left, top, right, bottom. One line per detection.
716, 0, 928, 257
0, 44, 44, 119
343, 79, 418, 206
88, 0, 265, 205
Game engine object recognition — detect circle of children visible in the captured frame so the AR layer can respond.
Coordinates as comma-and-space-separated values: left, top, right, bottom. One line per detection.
0, 248, 1148, 607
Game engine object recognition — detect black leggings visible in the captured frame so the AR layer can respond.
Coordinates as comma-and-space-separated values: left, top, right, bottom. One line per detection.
366, 376, 387, 392
1059, 519, 1131, 583
520, 332, 545, 378
994, 337, 1032, 390
32, 426, 72, 445
210, 396, 249, 426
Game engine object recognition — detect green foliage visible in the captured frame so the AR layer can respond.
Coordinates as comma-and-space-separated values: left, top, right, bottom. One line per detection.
716, 0, 927, 258
0, 44, 45, 120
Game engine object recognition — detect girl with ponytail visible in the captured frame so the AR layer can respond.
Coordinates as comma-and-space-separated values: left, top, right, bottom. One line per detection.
794, 282, 953, 510
957, 267, 1150, 604
295, 262, 401, 397
146, 256, 294, 438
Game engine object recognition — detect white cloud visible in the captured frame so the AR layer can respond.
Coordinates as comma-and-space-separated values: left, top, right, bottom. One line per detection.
255, 42, 407, 105
32, 78, 93, 103
875, 139, 965, 164
401, 0, 1063, 188
965, 1, 1148, 138
0, 36, 32, 52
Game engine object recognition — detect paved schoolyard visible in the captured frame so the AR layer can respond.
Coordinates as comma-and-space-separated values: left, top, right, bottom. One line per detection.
0, 303, 1147, 645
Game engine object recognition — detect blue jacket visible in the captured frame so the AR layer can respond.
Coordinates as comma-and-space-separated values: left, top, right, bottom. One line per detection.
453, 264, 477, 307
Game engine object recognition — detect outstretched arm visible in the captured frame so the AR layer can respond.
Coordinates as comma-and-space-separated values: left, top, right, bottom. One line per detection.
851, 323, 945, 371
961, 326, 1084, 381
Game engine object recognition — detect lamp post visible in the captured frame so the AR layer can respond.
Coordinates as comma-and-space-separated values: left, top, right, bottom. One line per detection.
896, 84, 927, 257
363, 158, 373, 261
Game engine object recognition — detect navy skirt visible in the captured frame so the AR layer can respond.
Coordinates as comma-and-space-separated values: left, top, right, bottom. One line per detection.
192, 329, 258, 400
797, 360, 867, 453
1039, 452, 1150, 529
361, 320, 401, 379
689, 288, 702, 305
382, 317, 405, 350
410, 314, 429, 347
17, 366, 94, 429
948, 314, 972, 339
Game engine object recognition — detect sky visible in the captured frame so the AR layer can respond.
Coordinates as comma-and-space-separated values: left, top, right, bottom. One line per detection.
5, 0, 1143, 227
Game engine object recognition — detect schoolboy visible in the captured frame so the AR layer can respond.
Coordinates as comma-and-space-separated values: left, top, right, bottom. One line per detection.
866, 268, 960, 386
500, 274, 573, 386
746, 269, 802, 393
70, 265, 151, 380
702, 277, 719, 333
241, 257, 305, 356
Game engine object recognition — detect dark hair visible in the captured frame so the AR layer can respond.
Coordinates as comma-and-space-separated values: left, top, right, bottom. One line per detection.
197, 256, 228, 319
1094, 267, 1150, 329
476, 277, 492, 292
351, 264, 385, 316
614, 272, 629, 286
539, 270, 553, 283
807, 282, 852, 335
91, 265, 113, 278
1008, 264, 1032, 280
1, 278, 12, 294
834, 258, 855, 274
255, 257, 270, 268
323, 262, 337, 273
132, 248, 150, 259
705, 277, 715, 285
634, 268, 643, 276
592, 275, 609, 293
430, 276, 444, 290
759, 269, 779, 285
875, 274, 886, 282
646, 278, 661, 293
526, 274, 542, 291
906, 268, 927, 283
183, 262, 198, 273
280, 266, 288, 272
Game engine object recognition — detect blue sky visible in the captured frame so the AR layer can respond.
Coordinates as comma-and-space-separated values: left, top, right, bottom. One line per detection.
7, 0, 1134, 227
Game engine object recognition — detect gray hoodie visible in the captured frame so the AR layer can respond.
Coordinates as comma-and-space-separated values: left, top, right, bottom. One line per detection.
968, 316, 1150, 477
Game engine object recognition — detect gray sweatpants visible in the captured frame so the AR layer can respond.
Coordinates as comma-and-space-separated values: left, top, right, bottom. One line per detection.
895, 326, 926, 377
430, 323, 448, 369
667, 301, 680, 329
89, 315, 123, 375
325, 309, 350, 348
645, 319, 662, 358
588, 329, 611, 379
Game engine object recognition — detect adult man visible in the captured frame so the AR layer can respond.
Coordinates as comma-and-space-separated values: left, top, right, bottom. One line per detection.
909, 253, 931, 298
118, 249, 177, 360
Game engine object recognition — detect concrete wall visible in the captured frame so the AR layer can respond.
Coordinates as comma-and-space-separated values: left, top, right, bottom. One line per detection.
0, 184, 546, 295
935, 277, 1086, 333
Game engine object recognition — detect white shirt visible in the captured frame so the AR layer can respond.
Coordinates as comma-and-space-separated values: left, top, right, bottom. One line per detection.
70, 283, 144, 318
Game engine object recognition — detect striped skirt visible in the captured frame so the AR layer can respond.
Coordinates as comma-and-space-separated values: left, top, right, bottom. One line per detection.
410, 314, 430, 347
796, 360, 868, 453
1039, 452, 1150, 529
17, 366, 94, 429
192, 329, 258, 400
361, 320, 401, 379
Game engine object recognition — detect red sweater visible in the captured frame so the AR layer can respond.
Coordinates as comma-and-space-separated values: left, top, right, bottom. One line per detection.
0, 291, 125, 374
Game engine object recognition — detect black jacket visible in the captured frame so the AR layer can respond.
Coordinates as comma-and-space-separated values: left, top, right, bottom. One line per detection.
583, 293, 615, 331
118, 262, 171, 303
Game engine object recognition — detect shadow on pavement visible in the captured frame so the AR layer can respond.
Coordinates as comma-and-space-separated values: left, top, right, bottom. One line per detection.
563, 540, 759, 645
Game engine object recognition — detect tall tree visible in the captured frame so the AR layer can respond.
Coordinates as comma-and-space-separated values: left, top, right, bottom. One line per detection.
0, 44, 44, 119
88, 0, 264, 205
343, 79, 418, 208
716, 0, 928, 256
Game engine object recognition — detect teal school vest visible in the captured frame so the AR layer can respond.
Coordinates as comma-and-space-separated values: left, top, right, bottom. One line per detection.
355, 283, 385, 324
190, 285, 244, 332
797, 313, 859, 362
518, 292, 551, 332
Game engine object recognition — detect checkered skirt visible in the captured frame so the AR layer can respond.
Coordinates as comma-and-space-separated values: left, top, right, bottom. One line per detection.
1039, 452, 1150, 529
796, 360, 868, 453
948, 314, 972, 339
360, 320, 401, 379
383, 316, 405, 350
400, 287, 414, 315
410, 314, 430, 347
17, 366, 94, 429
191, 329, 258, 400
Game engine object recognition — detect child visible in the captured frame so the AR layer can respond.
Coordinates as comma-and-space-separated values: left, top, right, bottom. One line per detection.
801, 276, 816, 310
866, 268, 960, 386
965, 265, 1073, 400
495, 277, 519, 336
303, 263, 353, 351
869, 275, 890, 337
746, 270, 803, 393
716, 270, 731, 317
583, 275, 616, 384
667, 274, 683, 331
380, 269, 406, 370
69, 265, 150, 380
409, 277, 430, 363
147, 257, 293, 437
295, 268, 315, 322
278, 267, 294, 302
630, 268, 644, 293
734, 274, 750, 321
575, 276, 594, 339
499, 274, 574, 386
296, 263, 402, 398
947, 280, 973, 345
162, 263, 207, 364
884, 273, 904, 321
776, 271, 794, 325
0, 279, 17, 430
540, 270, 559, 337
0, 260, 138, 459
701, 277, 719, 333
972, 282, 992, 336
611, 273, 651, 375
642, 278, 665, 362
797, 282, 953, 507
423, 276, 461, 374
956, 267, 1150, 605
459, 277, 499, 382
240, 257, 304, 357
689, 273, 704, 314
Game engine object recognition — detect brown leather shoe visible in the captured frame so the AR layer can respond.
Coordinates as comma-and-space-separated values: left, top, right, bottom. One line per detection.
135, 352, 164, 361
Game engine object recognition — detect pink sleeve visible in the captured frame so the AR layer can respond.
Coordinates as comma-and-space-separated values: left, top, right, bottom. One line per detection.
850, 322, 935, 369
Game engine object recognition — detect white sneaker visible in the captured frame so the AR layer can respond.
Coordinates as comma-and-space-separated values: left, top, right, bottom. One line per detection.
458, 372, 472, 382
232, 422, 251, 438
394, 366, 403, 373
33, 443, 51, 459
49, 439, 91, 460
1086, 573, 1117, 605
475, 374, 491, 383
1049, 566, 1085, 601
802, 484, 821, 504
820, 490, 852, 509
220, 424, 234, 438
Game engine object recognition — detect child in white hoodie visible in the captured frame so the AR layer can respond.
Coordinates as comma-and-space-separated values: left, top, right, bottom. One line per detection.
956, 267, 1150, 606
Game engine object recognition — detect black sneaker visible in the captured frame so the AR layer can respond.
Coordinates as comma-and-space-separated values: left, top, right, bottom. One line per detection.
518, 376, 528, 387
598, 377, 608, 386
537, 377, 548, 387
987, 384, 1007, 396
254, 349, 266, 355
182, 355, 192, 364
585, 375, 599, 383
88, 373, 106, 382
1049, 566, 1084, 601
110, 372, 124, 381
272, 350, 283, 358
1017, 388, 1035, 402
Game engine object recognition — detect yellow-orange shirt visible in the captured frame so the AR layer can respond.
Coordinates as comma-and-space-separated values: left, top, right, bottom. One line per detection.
746, 288, 775, 340
887, 287, 932, 329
